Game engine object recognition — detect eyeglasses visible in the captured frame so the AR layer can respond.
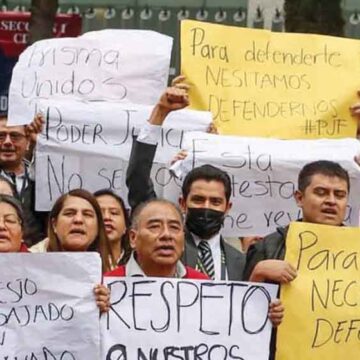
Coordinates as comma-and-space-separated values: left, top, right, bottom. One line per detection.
0, 214, 21, 227
0, 132, 26, 142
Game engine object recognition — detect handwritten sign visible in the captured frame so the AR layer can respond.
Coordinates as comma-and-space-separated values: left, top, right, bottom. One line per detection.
169, 132, 360, 236
277, 222, 360, 360
0, 253, 101, 358
8, 29, 173, 125
35, 100, 211, 211
101, 277, 278, 359
181, 20, 360, 139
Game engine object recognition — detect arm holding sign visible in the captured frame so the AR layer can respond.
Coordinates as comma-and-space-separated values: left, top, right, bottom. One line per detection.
126, 76, 189, 210
25, 113, 44, 161
268, 299, 284, 327
250, 259, 297, 283
94, 284, 110, 314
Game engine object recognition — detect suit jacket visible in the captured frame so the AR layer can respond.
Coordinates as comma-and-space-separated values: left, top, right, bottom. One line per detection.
126, 137, 245, 281
182, 230, 245, 281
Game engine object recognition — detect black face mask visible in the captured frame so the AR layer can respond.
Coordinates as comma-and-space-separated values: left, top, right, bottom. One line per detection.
185, 208, 225, 239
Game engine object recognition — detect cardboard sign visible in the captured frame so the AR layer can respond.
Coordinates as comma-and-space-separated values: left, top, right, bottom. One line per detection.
35, 100, 211, 211
170, 132, 360, 236
8, 29, 173, 125
181, 20, 360, 139
102, 277, 278, 359
277, 222, 360, 360
0, 253, 101, 359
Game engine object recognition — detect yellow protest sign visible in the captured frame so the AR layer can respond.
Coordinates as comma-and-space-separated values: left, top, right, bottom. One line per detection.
181, 20, 360, 139
277, 222, 360, 360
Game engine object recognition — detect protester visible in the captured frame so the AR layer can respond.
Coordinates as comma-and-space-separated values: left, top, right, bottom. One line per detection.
0, 192, 109, 311
244, 160, 349, 282
46, 188, 115, 273
243, 160, 349, 359
0, 111, 46, 246
126, 76, 245, 280
105, 198, 284, 326
0, 194, 28, 252
94, 189, 131, 268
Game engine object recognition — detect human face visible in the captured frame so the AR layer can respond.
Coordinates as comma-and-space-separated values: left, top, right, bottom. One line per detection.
180, 179, 232, 214
0, 119, 29, 168
294, 174, 348, 226
0, 202, 22, 252
130, 203, 184, 274
96, 194, 126, 243
0, 180, 13, 196
52, 196, 99, 251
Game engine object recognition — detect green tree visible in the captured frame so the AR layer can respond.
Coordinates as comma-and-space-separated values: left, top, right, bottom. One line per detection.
28, 0, 58, 45
284, 0, 344, 36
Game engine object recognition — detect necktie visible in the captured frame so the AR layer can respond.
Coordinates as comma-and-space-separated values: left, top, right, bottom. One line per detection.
198, 240, 215, 279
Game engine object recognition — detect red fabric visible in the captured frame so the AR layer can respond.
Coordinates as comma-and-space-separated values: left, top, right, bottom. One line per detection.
105, 265, 209, 280
0, 12, 81, 57
19, 243, 29, 252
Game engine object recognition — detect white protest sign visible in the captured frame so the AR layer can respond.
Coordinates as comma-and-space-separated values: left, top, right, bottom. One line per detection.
35, 100, 211, 210
101, 277, 278, 359
169, 132, 360, 236
0, 253, 101, 359
8, 29, 173, 125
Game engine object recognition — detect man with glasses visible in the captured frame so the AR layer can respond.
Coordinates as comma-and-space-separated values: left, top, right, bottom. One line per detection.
0, 111, 46, 245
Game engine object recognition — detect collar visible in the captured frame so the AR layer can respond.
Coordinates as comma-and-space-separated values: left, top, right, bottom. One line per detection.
125, 252, 187, 278
192, 232, 221, 250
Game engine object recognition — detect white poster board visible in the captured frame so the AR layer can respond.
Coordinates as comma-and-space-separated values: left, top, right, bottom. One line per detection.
8, 29, 173, 125
169, 132, 360, 236
0, 253, 101, 358
35, 100, 211, 210
101, 277, 278, 359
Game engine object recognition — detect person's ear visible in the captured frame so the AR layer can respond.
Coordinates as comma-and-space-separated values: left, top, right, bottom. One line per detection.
51, 218, 57, 234
294, 190, 303, 208
178, 196, 187, 213
129, 229, 137, 249
225, 201, 232, 214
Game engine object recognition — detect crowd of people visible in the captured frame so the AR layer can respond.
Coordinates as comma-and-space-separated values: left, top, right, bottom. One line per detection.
1, 74, 359, 358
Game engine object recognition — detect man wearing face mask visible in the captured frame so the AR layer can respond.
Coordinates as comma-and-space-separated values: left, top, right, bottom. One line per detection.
126, 76, 244, 280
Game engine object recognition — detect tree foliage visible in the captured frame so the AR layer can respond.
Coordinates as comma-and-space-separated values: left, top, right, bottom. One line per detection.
28, 0, 58, 45
284, 0, 344, 36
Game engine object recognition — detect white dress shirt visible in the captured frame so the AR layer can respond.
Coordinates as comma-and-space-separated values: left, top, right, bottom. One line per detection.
192, 232, 228, 280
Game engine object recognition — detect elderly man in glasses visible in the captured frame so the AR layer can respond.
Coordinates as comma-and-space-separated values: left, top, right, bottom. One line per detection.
0, 111, 46, 246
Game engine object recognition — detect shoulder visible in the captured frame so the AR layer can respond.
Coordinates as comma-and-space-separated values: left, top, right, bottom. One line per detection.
104, 265, 126, 277
184, 266, 210, 280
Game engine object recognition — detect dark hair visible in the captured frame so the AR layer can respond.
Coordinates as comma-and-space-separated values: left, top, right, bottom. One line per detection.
94, 189, 131, 265
182, 164, 232, 202
0, 175, 15, 196
0, 194, 24, 226
48, 189, 113, 272
131, 198, 183, 230
298, 160, 350, 192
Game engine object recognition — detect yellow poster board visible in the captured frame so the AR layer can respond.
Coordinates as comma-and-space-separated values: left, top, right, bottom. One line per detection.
277, 222, 360, 360
181, 20, 360, 139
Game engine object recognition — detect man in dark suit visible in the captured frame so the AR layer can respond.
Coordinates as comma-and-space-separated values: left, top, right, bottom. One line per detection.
126, 76, 244, 280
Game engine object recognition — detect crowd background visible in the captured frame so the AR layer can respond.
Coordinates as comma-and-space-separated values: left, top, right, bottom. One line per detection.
1, 0, 360, 358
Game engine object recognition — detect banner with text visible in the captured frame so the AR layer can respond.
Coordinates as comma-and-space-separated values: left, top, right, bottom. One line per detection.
0, 253, 101, 359
8, 29, 173, 125
181, 20, 360, 139
35, 100, 211, 210
102, 277, 278, 359
170, 132, 360, 236
0, 11, 81, 115
277, 222, 360, 360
